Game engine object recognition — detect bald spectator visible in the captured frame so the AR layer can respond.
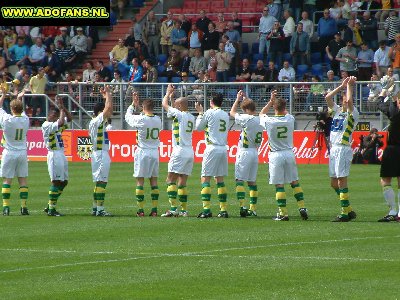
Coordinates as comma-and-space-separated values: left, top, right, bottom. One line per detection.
278, 60, 295, 82
236, 58, 251, 82
28, 37, 46, 67
189, 48, 206, 77
299, 11, 314, 39
188, 23, 203, 57
317, 9, 338, 60
230, 12, 242, 36
109, 38, 128, 64
251, 60, 267, 82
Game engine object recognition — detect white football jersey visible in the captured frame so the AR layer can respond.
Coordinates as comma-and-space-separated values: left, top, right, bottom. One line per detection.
89, 112, 110, 151
125, 105, 161, 149
260, 114, 294, 152
235, 113, 264, 149
0, 109, 29, 151
329, 103, 359, 146
42, 118, 68, 151
167, 107, 195, 147
196, 107, 229, 146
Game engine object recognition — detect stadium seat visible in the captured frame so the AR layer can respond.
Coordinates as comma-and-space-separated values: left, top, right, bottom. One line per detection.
361, 85, 370, 100
157, 65, 166, 73
182, 8, 197, 14
297, 64, 309, 77
171, 77, 181, 83
310, 52, 321, 64
228, 76, 236, 82
324, 53, 331, 65
242, 43, 249, 55
251, 42, 260, 54
188, 76, 196, 82
157, 54, 167, 65
311, 64, 323, 77
158, 77, 168, 83
183, 1, 197, 9
229, 0, 242, 9
242, 0, 257, 11
283, 53, 292, 64
242, 19, 252, 33
252, 53, 264, 63
169, 8, 182, 14
197, 1, 210, 11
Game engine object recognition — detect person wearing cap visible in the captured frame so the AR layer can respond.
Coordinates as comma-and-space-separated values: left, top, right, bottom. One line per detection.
54, 27, 71, 49
70, 27, 88, 64
326, 31, 346, 76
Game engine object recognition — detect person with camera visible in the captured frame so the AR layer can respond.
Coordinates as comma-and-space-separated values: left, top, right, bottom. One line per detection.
360, 128, 383, 165
375, 77, 400, 222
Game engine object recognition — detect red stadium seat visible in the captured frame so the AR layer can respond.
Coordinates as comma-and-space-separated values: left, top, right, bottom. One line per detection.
212, 1, 225, 8
229, 0, 242, 9
242, 0, 257, 10
182, 7, 197, 14
169, 8, 182, 14
210, 7, 225, 13
197, 1, 210, 11
183, 1, 197, 9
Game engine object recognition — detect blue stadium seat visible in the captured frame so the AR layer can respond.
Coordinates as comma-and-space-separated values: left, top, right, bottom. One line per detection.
296, 64, 309, 77
188, 76, 196, 82
251, 42, 260, 54
158, 77, 168, 83
252, 53, 264, 63
311, 52, 321, 64
157, 65, 165, 73
157, 54, 167, 65
324, 53, 331, 65
228, 76, 236, 82
283, 53, 292, 64
311, 64, 323, 77
242, 43, 249, 55
171, 77, 181, 83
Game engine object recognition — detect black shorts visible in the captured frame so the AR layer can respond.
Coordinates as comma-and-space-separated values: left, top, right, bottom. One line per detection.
380, 145, 400, 178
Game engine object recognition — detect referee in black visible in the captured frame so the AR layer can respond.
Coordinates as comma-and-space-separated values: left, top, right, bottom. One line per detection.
376, 80, 400, 222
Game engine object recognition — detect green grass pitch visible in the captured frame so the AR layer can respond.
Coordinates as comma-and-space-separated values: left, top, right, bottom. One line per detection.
0, 162, 399, 299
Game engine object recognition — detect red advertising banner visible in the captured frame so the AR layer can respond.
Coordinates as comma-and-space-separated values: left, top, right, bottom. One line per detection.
70, 130, 387, 164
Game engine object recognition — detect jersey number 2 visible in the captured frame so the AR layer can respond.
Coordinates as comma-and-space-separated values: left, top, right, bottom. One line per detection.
277, 126, 288, 139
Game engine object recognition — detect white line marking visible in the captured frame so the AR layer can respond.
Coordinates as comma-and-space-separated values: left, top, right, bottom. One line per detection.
1, 235, 399, 273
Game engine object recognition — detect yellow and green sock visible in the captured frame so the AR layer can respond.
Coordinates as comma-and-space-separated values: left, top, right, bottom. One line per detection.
151, 185, 159, 212
178, 185, 188, 212
19, 186, 28, 208
276, 187, 287, 216
2, 184, 11, 208
249, 185, 258, 212
236, 181, 246, 208
94, 182, 107, 211
136, 185, 144, 212
201, 182, 211, 213
291, 183, 305, 209
217, 182, 227, 212
339, 188, 351, 216
167, 183, 178, 211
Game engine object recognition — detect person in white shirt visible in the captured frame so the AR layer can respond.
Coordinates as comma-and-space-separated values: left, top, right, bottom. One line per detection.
230, 90, 264, 217
195, 93, 230, 218
125, 92, 162, 217
89, 86, 113, 217
324, 76, 358, 222
282, 9, 295, 53
278, 60, 295, 82
161, 85, 195, 217
299, 11, 314, 39
259, 90, 308, 221
0, 89, 29, 216
374, 40, 391, 78
42, 99, 73, 216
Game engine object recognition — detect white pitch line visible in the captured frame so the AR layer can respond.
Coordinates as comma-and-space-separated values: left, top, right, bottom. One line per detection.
1, 235, 399, 273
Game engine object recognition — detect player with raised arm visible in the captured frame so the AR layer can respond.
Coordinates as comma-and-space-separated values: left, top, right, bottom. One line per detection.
0, 88, 30, 216
259, 90, 308, 221
89, 86, 113, 216
161, 85, 195, 217
230, 90, 264, 217
195, 93, 230, 218
125, 92, 162, 217
324, 76, 358, 222
375, 77, 400, 222
42, 99, 73, 216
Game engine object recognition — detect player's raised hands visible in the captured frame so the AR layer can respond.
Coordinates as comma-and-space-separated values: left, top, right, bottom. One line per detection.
132, 91, 139, 108
100, 85, 111, 98
166, 84, 174, 97
270, 90, 278, 103
348, 76, 357, 86
341, 77, 350, 88
195, 102, 203, 114
236, 90, 244, 101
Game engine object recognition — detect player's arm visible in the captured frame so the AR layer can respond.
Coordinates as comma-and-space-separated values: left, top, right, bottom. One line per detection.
0, 86, 6, 108
100, 85, 113, 119
325, 77, 349, 109
345, 76, 356, 113
260, 90, 277, 115
195, 102, 207, 130
229, 90, 243, 118
125, 91, 142, 127
57, 100, 66, 127
162, 84, 174, 111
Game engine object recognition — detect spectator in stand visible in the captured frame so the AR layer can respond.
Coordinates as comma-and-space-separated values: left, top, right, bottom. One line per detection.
17, 29, 32, 47
357, 42, 374, 81
360, 0, 381, 18
109, 38, 128, 65
215, 13, 227, 37
171, 20, 188, 53
160, 11, 174, 55
143, 10, 161, 59
225, 22, 241, 45
125, 28, 136, 61
189, 48, 207, 77
207, 49, 217, 69
341, 0, 353, 21
5, 36, 29, 67
231, 12, 242, 36
266, 0, 282, 20
128, 58, 143, 82
326, 32, 346, 76
267, 21, 285, 69
236, 58, 251, 82
303, 0, 317, 24
180, 49, 191, 74
353, 20, 364, 49
389, 33, 400, 76
28, 37, 46, 68
299, 11, 314, 39
196, 10, 211, 34
290, 23, 310, 69
55, 41, 76, 73
42, 48, 61, 82
207, 60, 218, 82
29, 67, 47, 124
41, 26, 59, 48
367, 73, 381, 104
131, 18, 142, 42
221, 34, 237, 76
163, 49, 181, 81
97, 60, 112, 82
179, 14, 192, 36
110, 70, 125, 94
130, 40, 150, 64
188, 23, 203, 57
278, 60, 295, 82
82, 61, 96, 82
374, 40, 391, 78
3, 28, 17, 50
225, 22, 240, 67
144, 59, 158, 83
289, 0, 303, 23
54, 27, 71, 49
265, 61, 279, 83
70, 27, 88, 63
360, 11, 378, 51
258, 6, 278, 57
329, 0, 347, 31
110, 59, 130, 81
14, 66, 28, 91
317, 9, 338, 60
336, 40, 358, 76
305, 75, 325, 111
325, 69, 338, 91
15, 26, 29, 37
375, 0, 392, 22
384, 10, 400, 45
216, 42, 231, 82
202, 22, 219, 59
110, 0, 126, 19
251, 60, 267, 82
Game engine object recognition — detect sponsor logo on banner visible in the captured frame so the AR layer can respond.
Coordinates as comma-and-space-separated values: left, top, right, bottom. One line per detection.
77, 136, 93, 161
